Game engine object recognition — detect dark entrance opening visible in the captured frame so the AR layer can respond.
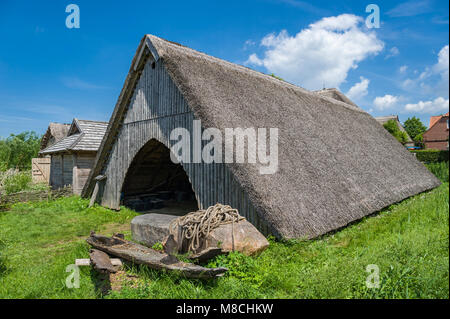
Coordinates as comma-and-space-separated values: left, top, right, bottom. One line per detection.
121, 139, 198, 215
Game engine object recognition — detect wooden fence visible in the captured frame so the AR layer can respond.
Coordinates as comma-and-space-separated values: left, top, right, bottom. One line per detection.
0, 186, 72, 211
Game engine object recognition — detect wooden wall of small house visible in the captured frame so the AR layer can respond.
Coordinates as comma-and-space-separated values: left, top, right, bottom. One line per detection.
50, 154, 73, 189
73, 154, 96, 195
50, 155, 62, 188
63, 155, 73, 186
99, 58, 272, 236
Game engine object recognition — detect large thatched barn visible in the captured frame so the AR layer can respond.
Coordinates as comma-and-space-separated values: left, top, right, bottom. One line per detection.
40, 118, 108, 194
82, 35, 440, 239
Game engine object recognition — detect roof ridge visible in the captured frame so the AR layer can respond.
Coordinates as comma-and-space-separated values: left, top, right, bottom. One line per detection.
77, 119, 109, 124
147, 34, 366, 114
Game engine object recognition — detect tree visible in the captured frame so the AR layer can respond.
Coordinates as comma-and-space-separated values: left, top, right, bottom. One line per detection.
404, 116, 427, 140
0, 131, 41, 170
414, 132, 425, 149
383, 119, 409, 145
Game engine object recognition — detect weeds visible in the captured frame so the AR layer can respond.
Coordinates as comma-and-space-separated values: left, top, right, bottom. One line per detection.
0, 169, 448, 299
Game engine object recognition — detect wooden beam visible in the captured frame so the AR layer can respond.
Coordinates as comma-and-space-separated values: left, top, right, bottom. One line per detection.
75, 258, 123, 267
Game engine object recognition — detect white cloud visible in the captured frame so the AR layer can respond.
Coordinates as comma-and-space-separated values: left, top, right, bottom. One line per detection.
243, 40, 256, 50
404, 97, 449, 114
401, 44, 449, 97
386, 0, 432, 17
61, 77, 109, 90
385, 46, 400, 59
246, 14, 384, 90
433, 45, 449, 96
433, 45, 449, 74
373, 94, 400, 110
246, 54, 263, 66
399, 65, 408, 73
346, 76, 369, 101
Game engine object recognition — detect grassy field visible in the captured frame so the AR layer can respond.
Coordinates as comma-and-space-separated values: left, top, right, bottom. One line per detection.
0, 164, 448, 299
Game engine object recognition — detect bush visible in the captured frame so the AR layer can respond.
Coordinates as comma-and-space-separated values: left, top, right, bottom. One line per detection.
2, 171, 32, 194
411, 150, 449, 163
383, 119, 409, 145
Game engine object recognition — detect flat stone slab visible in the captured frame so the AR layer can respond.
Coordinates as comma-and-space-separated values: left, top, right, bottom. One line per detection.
131, 213, 178, 247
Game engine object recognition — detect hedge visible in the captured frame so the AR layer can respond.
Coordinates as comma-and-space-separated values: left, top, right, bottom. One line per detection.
410, 149, 449, 163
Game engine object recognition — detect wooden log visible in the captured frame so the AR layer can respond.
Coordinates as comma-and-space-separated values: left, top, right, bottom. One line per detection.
162, 234, 223, 263
89, 249, 118, 273
86, 232, 227, 279
188, 247, 223, 263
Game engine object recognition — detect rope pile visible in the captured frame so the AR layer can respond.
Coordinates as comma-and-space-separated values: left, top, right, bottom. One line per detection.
169, 203, 245, 253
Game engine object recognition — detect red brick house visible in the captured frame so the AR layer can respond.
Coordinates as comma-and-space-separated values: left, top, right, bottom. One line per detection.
423, 112, 449, 150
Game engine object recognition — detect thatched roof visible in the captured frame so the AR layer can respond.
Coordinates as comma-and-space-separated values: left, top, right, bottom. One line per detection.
40, 122, 70, 151
39, 119, 108, 155
314, 88, 359, 108
375, 115, 413, 143
83, 35, 440, 239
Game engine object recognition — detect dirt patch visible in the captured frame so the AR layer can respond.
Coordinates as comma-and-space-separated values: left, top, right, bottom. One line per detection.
109, 270, 140, 292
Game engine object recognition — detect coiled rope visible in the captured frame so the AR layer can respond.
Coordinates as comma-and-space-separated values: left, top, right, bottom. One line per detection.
169, 203, 245, 253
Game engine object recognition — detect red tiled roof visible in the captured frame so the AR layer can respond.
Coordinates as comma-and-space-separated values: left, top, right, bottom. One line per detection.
429, 112, 449, 128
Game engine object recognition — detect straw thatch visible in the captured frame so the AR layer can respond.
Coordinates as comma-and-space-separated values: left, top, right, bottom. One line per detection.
83, 35, 440, 239
40, 123, 70, 151
314, 88, 359, 108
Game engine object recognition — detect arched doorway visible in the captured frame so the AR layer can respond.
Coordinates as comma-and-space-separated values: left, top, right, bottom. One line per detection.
120, 139, 198, 215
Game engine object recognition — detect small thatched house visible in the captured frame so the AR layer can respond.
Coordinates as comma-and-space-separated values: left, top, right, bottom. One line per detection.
40, 118, 108, 194
375, 115, 414, 147
40, 122, 71, 152
31, 123, 70, 183
82, 35, 440, 239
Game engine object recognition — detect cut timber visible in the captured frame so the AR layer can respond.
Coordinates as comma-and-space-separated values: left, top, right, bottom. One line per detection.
86, 232, 227, 279
89, 249, 118, 273
188, 247, 223, 263
162, 234, 223, 262
75, 258, 123, 267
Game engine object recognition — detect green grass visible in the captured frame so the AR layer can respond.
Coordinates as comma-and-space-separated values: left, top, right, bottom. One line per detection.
425, 161, 449, 183
0, 182, 448, 298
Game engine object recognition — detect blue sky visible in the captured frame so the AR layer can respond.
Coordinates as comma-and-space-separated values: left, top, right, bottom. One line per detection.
0, 0, 448, 138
